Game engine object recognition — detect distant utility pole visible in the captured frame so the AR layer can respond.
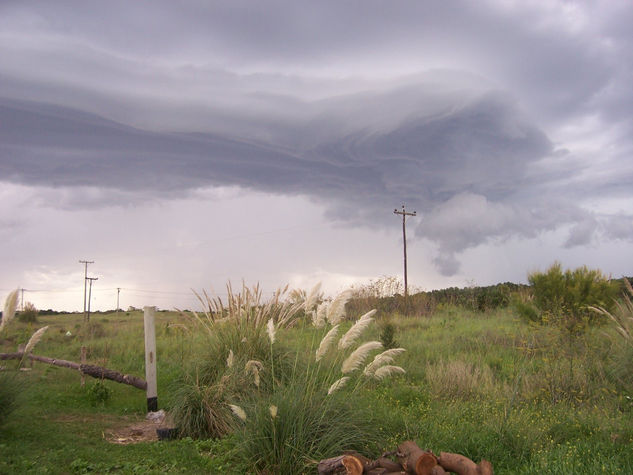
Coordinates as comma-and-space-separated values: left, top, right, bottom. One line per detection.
116, 288, 121, 315
394, 204, 417, 311
20, 288, 25, 311
86, 277, 98, 323
79, 260, 94, 319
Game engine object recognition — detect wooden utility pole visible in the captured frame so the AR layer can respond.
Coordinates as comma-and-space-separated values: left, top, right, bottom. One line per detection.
86, 277, 98, 322
394, 205, 416, 312
79, 260, 94, 319
116, 287, 121, 315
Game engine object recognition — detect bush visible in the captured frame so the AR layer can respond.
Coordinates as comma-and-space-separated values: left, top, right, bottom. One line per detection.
87, 380, 112, 406
379, 322, 398, 349
517, 263, 618, 332
18, 302, 38, 323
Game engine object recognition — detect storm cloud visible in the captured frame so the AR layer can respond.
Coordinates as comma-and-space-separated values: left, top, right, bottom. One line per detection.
1, 0, 632, 282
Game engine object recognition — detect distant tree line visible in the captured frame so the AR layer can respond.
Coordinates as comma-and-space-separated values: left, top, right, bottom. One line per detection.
346, 272, 633, 318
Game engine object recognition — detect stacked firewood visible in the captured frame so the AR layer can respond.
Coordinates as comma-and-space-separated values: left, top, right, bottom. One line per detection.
317, 441, 493, 475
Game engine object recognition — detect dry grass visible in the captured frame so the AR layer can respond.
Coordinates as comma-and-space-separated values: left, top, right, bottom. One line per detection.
425, 359, 496, 400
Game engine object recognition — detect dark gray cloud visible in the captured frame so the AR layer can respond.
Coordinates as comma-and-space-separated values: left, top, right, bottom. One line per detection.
0, 87, 552, 212
1, 0, 631, 276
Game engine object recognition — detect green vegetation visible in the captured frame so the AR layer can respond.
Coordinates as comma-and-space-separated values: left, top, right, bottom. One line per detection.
516, 262, 618, 330
1, 268, 633, 473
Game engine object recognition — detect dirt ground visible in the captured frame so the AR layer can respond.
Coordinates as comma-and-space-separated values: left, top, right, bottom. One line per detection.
105, 410, 173, 444
105, 418, 162, 444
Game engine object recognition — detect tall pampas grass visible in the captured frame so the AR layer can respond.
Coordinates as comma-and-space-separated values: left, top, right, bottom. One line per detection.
327, 289, 353, 325
245, 360, 263, 388
338, 310, 376, 350
327, 376, 350, 395
591, 278, 633, 345
341, 341, 382, 374
23, 326, 49, 356
229, 404, 247, 422
266, 319, 276, 344
313, 302, 328, 328
363, 348, 406, 376
304, 282, 322, 313
315, 325, 339, 361
1, 289, 19, 333
373, 365, 406, 380
226, 349, 234, 368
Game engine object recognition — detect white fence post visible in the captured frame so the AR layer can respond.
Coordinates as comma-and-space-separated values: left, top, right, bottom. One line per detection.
144, 306, 158, 412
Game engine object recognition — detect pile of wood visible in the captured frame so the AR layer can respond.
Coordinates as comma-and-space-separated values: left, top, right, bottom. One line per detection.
318, 441, 493, 475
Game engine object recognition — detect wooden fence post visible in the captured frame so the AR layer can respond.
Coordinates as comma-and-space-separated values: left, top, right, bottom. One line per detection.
144, 306, 158, 412
80, 346, 87, 386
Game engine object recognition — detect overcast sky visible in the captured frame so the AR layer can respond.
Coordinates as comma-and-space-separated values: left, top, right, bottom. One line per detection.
1, 0, 632, 311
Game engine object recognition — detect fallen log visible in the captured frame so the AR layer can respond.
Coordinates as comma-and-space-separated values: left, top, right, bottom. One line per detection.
0, 352, 147, 390
79, 364, 147, 390
397, 441, 438, 475
317, 454, 364, 475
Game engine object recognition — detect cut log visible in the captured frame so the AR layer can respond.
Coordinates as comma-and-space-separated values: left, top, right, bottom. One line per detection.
477, 460, 493, 475
437, 452, 479, 475
376, 457, 404, 472
365, 469, 387, 475
397, 441, 438, 475
344, 451, 372, 468
430, 466, 447, 475
317, 454, 364, 475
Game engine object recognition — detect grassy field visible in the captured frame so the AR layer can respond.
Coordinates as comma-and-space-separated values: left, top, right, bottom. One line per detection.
1, 301, 633, 473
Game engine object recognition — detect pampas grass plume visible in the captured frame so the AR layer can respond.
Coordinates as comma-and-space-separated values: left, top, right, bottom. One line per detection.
363, 348, 406, 376
341, 341, 382, 374
327, 377, 350, 395
229, 404, 247, 421
269, 405, 278, 419
373, 365, 406, 380
304, 282, 322, 312
1, 289, 19, 332
338, 309, 376, 349
24, 325, 49, 355
327, 289, 353, 325
226, 349, 234, 368
267, 318, 276, 344
313, 302, 328, 328
315, 325, 339, 361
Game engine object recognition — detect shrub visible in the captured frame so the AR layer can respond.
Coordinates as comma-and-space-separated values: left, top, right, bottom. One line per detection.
18, 301, 38, 323
379, 322, 398, 349
87, 380, 112, 406
517, 263, 618, 332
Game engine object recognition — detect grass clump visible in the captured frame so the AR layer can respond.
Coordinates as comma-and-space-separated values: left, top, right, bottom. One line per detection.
238, 380, 384, 474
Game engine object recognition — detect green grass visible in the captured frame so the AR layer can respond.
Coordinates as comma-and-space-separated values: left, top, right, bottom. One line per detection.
1, 306, 632, 473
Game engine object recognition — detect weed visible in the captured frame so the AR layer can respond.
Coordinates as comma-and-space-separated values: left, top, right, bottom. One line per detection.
87, 380, 112, 406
